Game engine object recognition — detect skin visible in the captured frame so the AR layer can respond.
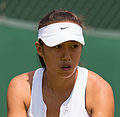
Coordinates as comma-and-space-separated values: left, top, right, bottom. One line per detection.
7, 30, 114, 117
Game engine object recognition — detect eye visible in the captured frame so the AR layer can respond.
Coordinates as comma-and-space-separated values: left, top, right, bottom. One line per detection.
71, 44, 79, 49
54, 45, 62, 49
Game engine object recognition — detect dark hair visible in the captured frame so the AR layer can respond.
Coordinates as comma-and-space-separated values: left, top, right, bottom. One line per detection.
38, 39, 46, 68
38, 9, 84, 68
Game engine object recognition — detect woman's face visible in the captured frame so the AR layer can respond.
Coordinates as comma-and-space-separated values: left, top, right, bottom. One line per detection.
37, 41, 82, 79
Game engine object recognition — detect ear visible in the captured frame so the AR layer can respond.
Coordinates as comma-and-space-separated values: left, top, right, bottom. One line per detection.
35, 41, 43, 57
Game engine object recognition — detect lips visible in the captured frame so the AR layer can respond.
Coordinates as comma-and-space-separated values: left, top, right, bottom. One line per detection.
60, 62, 72, 71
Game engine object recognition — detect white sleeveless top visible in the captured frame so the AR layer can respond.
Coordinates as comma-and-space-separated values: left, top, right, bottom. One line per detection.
27, 66, 90, 117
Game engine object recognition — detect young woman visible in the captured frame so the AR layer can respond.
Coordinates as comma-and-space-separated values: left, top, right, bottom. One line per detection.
7, 9, 114, 117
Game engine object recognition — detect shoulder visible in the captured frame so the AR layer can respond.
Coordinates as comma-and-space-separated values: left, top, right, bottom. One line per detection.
8, 71, 35, 93
86, 70, 114, 116
87, 70, 113, 96
7, 71, 35, 111
87, 70, 113, 92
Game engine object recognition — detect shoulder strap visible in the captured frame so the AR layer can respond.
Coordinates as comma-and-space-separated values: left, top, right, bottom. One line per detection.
27, 68, 47, 117
74, 66, 88, 106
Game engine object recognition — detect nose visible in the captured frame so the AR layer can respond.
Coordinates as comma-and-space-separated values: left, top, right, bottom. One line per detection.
61, 47, 71, 61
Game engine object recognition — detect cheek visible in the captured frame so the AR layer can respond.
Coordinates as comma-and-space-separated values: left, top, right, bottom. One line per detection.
71, 50, 82, 62
72, 54, 81, 61
42, 52, 59, 66
73, 48, 82, 56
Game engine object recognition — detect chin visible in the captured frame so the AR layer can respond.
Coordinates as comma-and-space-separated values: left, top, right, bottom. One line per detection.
59, 67, 77, 79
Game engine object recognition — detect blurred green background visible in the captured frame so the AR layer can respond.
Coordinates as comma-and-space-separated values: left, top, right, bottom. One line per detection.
0, 0, 120, 116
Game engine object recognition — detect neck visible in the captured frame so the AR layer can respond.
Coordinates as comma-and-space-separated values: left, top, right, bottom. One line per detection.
43, 68, 78, 93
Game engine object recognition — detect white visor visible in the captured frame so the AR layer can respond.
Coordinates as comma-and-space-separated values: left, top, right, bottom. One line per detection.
38, 22, 85, 47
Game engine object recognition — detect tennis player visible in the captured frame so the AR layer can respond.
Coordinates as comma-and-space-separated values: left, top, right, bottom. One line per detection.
7, 9, 114, 117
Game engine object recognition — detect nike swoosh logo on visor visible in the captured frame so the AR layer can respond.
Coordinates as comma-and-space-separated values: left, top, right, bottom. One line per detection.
60, 27, 69, 30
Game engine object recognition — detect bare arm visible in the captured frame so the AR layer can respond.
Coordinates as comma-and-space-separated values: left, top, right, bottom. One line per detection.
7, 73, 31, 117
86, 70, 114, 117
